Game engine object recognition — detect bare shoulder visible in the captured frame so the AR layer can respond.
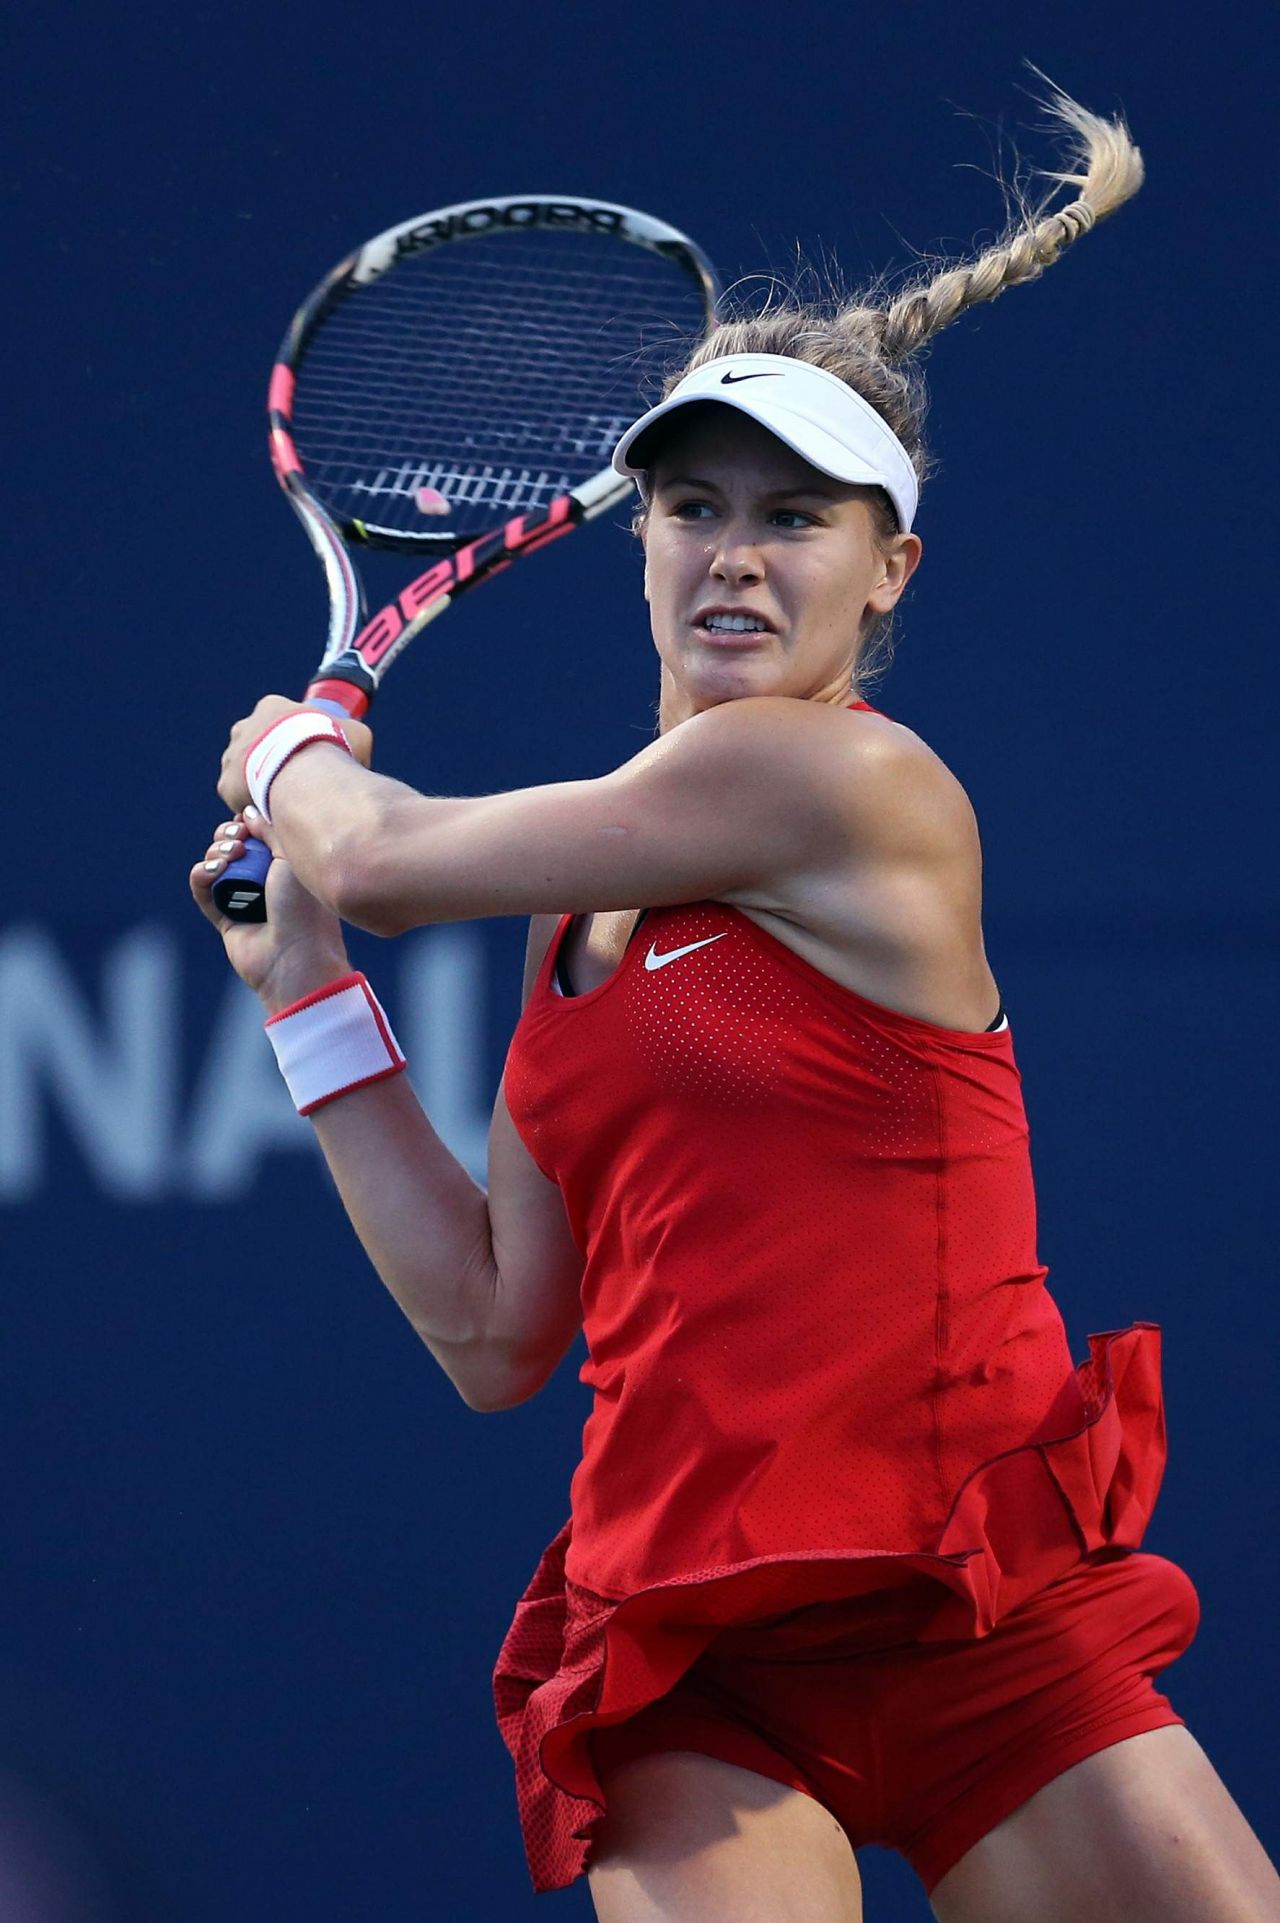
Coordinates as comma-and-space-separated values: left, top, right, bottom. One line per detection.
838, 706, 978, 860
664, 696, 976, 859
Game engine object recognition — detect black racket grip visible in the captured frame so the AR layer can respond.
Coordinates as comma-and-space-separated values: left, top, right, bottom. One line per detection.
213, 689, 367, 923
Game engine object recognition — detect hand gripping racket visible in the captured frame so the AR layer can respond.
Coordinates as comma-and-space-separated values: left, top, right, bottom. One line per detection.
213, 193, 719, 921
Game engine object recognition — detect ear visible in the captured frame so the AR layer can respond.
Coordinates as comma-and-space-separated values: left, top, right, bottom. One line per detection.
638, 517, 651, 602
866, 532, 923, 617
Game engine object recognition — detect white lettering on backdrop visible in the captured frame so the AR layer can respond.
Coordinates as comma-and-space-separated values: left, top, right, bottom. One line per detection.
0, 926, 490, 1202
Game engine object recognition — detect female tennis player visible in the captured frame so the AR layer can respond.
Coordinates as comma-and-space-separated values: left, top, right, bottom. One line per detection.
193, 87, 1280, 1923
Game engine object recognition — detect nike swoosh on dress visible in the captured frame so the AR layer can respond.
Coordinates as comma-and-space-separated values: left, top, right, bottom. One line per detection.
644, 934, 729, 971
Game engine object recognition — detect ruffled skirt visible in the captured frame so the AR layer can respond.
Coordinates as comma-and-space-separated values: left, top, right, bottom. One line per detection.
492, 1324, 1166, 1893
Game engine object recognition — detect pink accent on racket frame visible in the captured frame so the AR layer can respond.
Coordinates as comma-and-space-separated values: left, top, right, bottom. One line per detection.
268, 363, 297, 417
270, 426, 301, 480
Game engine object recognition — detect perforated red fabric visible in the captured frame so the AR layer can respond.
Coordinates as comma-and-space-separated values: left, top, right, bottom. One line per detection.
496, 724, 1168, 1892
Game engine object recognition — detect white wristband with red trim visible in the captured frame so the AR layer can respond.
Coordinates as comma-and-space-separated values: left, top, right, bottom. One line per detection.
264, 972, 406, 1116
244, 711, 354, 822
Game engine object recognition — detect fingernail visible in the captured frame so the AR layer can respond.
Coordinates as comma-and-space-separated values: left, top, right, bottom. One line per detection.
203, 859, 224, 872
218, 839, 237, 854
244, 804, 260, 821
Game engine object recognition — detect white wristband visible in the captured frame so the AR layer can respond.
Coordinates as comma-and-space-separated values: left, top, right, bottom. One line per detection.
244, 711, 353, 821
264, 972, 406, 1115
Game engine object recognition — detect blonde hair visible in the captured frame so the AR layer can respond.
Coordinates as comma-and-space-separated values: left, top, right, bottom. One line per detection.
645, 78, 1144, 692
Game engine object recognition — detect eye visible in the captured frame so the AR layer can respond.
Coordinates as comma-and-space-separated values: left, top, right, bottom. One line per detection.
670, 499, 714, 520
771, 509, 817, 529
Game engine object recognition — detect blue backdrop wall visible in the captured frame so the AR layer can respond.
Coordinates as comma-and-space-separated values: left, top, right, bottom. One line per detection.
4, 3, 1275, 1917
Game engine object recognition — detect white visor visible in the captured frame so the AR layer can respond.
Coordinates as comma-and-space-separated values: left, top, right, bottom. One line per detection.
612, 352, 918, 532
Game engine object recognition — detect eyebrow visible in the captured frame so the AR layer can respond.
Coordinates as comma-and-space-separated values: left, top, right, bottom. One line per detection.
655, 474, 842, 500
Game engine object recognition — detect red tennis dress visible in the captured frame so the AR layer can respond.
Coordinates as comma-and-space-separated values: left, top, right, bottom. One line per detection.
494, 706, 1171, 1891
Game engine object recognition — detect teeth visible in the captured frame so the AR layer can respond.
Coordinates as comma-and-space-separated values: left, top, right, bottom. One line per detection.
704, 614, 767, 631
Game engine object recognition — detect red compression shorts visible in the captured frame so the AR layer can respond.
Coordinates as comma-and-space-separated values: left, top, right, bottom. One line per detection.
589, 1550, 1199, 1893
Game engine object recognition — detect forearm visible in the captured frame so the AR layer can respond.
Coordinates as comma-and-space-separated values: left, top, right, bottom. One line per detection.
306, 1071, 510, 1407
260, 953, 507, 1408
265, 750, 572, 933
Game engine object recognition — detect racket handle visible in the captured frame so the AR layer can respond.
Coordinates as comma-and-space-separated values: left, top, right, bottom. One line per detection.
212, 694, 365, 924
211, 836, 272, 920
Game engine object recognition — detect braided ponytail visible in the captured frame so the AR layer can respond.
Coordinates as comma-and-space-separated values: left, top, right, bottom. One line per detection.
876, 78, 1143, 361
660, 77, 1143, 690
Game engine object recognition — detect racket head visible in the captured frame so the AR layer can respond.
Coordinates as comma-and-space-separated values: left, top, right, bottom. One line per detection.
266, 195, 720, 691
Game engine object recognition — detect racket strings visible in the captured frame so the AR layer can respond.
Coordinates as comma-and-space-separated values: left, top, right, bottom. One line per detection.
287, 229, 710, 534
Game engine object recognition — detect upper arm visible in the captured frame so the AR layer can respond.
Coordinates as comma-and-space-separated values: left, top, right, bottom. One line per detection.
344, 700, 960, 933
473, 915, 583, 1409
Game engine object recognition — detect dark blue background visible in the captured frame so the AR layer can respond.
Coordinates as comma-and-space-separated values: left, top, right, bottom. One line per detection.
4, 4, 1275, 1916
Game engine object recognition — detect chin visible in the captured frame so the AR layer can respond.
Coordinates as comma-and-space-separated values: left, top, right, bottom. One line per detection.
658, 644, 787, 720
689, 652, 781, 697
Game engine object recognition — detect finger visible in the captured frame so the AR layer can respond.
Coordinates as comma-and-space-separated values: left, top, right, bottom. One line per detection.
241, 806, 276, 850
203, 835, 243, 864
189, 859, 230, 927
217, 773, 247, 813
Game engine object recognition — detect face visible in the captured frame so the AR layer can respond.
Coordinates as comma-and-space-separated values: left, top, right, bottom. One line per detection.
642, 409, 921, 729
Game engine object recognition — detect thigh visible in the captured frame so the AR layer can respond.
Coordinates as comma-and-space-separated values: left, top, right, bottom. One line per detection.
877, 1549, 1203, 1893
931, 1727, 1280, 1923
588, 1751, 862, 1923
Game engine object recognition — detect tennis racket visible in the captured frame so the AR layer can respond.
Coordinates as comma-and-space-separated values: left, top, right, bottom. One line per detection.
213, 193, 719, 921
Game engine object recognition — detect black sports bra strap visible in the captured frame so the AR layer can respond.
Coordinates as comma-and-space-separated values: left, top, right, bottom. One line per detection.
553, 921, 576, 998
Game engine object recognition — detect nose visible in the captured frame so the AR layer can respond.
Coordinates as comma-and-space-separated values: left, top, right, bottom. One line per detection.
710, 527, 764, 586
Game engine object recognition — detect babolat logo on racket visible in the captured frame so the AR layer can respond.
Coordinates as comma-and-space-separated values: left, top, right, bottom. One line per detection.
349, 200, 631, 284
389, 201, 625, 263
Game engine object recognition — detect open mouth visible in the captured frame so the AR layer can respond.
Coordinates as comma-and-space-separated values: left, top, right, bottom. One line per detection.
694, 610, 774, 644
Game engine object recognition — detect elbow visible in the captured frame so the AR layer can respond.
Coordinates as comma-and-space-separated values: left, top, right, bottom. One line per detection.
325, 811, 414, 937
332, 868, 408, 938
455, 1377, 537, 1415
447, 1342, 551, 1415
